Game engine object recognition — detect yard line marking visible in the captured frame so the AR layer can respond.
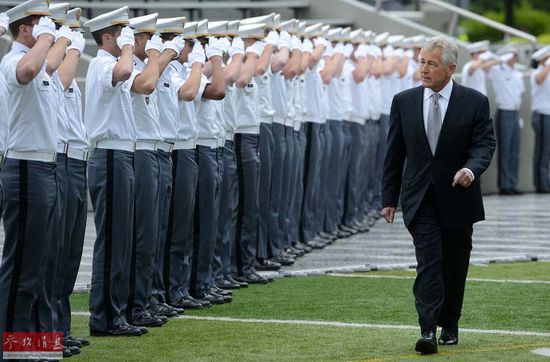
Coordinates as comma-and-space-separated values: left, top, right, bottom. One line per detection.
70, 312, 550, 337
328, 274, 550, 285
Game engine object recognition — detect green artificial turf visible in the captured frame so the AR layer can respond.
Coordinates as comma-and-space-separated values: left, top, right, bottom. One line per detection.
67, 262, 550, 361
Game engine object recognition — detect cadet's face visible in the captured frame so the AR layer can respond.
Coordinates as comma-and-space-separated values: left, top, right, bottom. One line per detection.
179, 40, 194, 63
420, 48, 455, 92
20, 18, 40, 45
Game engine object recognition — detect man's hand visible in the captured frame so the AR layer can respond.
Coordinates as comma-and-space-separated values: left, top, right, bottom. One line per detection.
452, 168, 474, 188
0, 12, 10, 36
32, 17, 56, 42
381, 207, 396, 223
116, 26, 135, 50
145, 34, 163, 57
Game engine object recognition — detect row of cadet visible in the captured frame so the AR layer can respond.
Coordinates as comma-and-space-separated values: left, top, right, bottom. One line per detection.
462, 40, 550, 195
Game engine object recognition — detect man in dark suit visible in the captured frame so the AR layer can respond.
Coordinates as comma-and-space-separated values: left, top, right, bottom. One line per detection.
381, 37, 496, 355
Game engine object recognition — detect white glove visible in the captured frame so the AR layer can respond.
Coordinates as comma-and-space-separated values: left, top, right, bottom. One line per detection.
246, 40, 265, 57
323, 43, 334, 57
546, 57, 550, 67
265, 30, 279, 46
343, 43, 354, 58
55, 25, 73, 43
217, 37, 231, 54
188, 41, 205, 65
370, 45, 382, 57
302, 38, 313, 53
314, 36, 329, 48
205, 37, 224, 59
277, 30, 291, 49
32, 17, 56, 41
500, 52, 514, 62
405, 49, 414, 59
479, 51, 494, 61
333, 42, 344, 55
354, 43, 369, 58
229, 37, 245, 57
393, 48, 404, 59
290, 35, 302, 51
116, 26, 135, 50
145, 34, 163, 55
383, 45, 394, 58
163, 35, 184, 57
67, 31, 85, 54
0, 12, 9, 33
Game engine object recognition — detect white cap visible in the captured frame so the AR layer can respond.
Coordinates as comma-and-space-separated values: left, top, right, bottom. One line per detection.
467, 40, 490, 54
298, 21, 307, 37
49, 2, 70, 25
410, 34, 426, 48
66, 8, 83, 30
321, 24, 330, 37
363, 30, 374, 43
240, 13, 277, 29
341, 27, 351, 42
208, 20, 229, 37
387, 35, 404, 46
157, 17, 187, 34
238, 23, 266, 40
304, 23, 323, 39
184, 19, 209, 39
84, 6, 130, 33
326, 27, 342, 42
531, 45, 550, 61
279, 19, 298, 34
273, 13, 281, 28
129, 13, 158, 34
350, 29, 364, 44
374, 31, 389, 46
7, 0, 51, 24
497, 43, 519, 55
227, 20, 240, 37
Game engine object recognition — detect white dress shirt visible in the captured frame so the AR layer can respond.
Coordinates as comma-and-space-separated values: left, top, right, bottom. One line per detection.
132, 56, 162, 143
255, 67, 275, 122
235, 77, 260, 134
461, 60, 487, 96
0, 73, 8, 154
488, 63, 524, 111
530, 66, 550, 116
156, 64, 179, 142
303, 66, 325, 123
64, 79, 90, 151
271, 71, 288, 124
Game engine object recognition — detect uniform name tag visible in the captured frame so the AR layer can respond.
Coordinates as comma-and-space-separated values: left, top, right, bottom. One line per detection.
145, 96, 150, 105
247, 84, 253, 88
164, 82, 170, 88
43, 80, 49, 86
68, 88, 74, 93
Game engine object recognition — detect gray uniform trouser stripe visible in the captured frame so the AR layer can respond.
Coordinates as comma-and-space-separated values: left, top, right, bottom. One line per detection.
372, 114, 390, 210
151, 150, 172, 306
56, 157, 87, 336
164, 149, 198, 302
290, 129, 306, 243
88, 149, 134, 331
320, 123, 333, 232
496, 109, 520, 190
213, 141, 238, 281
190, 146, 221, 297
0, 159, 58, 333
337, 122, 353, 226
234, 134, 260, 276
343, 122, 366, 225
127, 150, 160, 320
325, 120, 345, 232
269, 123, 287, 256
366, 119, 380, 212
357, 121, 373, 216
257, 123, 274, 259
280, 126, 295, 250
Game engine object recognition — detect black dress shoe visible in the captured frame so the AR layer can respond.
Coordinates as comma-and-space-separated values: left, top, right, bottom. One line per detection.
63, 336, 82, 347
170, 296, 205, 309
294, 242, 312, 253
227, 276, 248, 288
63, 346, 74, 358
318, 231, 337, 241
255, 259, 281, 271
197, 292, 225, 305
273, 255, 295, 266
67, 345, 81, 355
335, 230, 351, 238
72, 336, 90, 347
149, 302, 179, 317
130, 311, 166, 327
90, 323, 144, 337
415, 331, 438, 354
511, 189, 523, 195
210, 289, 233, 303
216, 278, 241, 289
235, 272, 269, 284
211, 286, 232, 296
438, 329, 459, 345
499, 188, 513, 195
306, 240, 326, 249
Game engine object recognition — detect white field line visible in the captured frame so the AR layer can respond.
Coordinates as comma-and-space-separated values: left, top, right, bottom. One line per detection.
70, 312, 550, 337
328, 273, 550, 285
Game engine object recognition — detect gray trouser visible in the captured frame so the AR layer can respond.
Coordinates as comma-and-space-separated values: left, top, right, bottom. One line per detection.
150, 150, 172, 306
269, 123, 287, 256
372, 114, 390, 210
366, 119, 380, 213
344, 122, 366, 225
56, 157, 87, 337
234, 133, 260, 276
190, 146, 221, 297
290, 128, 306, 244
320, 122, 333, 232
496, 109, 520, 190
280, 125, 296, 250
163, 149, 198, 302
326, 120, 345, 232
88, 149, 134, 331
337, 121, 353, 226
0, 159, 58, 335
257, 123, 274, 259
532, 111, 550, 191
213, 141, 238, 281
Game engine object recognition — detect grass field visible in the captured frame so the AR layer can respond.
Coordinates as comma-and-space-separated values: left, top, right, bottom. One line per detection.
68, 262, 550, 361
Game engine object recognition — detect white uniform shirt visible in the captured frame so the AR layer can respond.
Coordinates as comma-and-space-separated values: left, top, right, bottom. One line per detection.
292, 75, 304, 130
64, 79, 89, 150
350, 68, 369, 124
85, 49, 137, 145
367, 75, 382, 121
236, 77, 260, 133
380, 73, 401, 116
341, 60, 354, 120
489, 63, 524, 111
0, 73, 9, 154
271, 71, 288, 124
0, 41, 57, 153
284, 77, 296, 126
223, 84, 237, 136
303, 66, 325, 123
51, 72, 70, 147
255, 67, 275, 122
461, 60, 487, 95
327, 75, 345, 121
195, 72, 220, 142
156, 64, 179, 142
531, 66, 550, 115
132, 56, 162, 142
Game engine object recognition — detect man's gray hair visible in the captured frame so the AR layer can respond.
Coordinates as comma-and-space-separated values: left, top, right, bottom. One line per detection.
421, 36, 458, 67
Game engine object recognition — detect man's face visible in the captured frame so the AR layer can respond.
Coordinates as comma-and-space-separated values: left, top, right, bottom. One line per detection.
135, 32, 152, 59
420, 47, 455, 92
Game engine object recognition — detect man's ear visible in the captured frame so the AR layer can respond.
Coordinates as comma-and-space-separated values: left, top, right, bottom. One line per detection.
448, 63, 457, 75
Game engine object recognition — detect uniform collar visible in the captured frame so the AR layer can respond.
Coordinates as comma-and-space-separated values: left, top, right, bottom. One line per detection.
97, 49, 118, 60
133, 54, 145, 68
424, 79, 453, 102
12, 41, 30, 53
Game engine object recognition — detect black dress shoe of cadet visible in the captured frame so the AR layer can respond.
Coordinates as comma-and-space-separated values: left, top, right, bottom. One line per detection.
216, 278, 241, 289
90, 323, 145, 337
67, 345, 81, 355
438, 329, 459, 345
294, 242, 312, 253
198, 292, 225, 305
227, 276, 248, 288
318, 231, 337, 241
335, 230, 351, 239
274, 255, 295, 266
255, 259, 281, 271
415, 331, 438, 355
149, 302, 179, 317
235, 272, 269, 284
510, 189, 523, 195
63, 335, 82, 347
70, 336, 90, 347
211, 285, 232, 296
170, 296, 205, 309
131, 311, 166, 327
499, 188, 513, 195
210, 289, 233, 303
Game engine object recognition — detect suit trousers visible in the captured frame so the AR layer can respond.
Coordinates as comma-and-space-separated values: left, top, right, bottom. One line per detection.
269, 123, 287, 256
163, 149, 198, 302
372, 114, 390, 210
88, 149, 134, 331
257, 123, 274, 259
234, 134, 260, 276
531, 111, 550, 191
300, 123, 323, 243
0, 159, 58, 335
150, 150, 172, 307
213, 141, 238, 281
407, 187, 473, 334
190, 146, 221, 297
496, 109, 520, 190
56, 157, 87, 337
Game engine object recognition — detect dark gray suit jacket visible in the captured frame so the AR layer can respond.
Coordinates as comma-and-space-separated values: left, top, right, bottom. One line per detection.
382, 82, 496, 229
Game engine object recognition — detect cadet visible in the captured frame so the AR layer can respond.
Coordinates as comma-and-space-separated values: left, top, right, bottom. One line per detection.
461, 40, 495, 96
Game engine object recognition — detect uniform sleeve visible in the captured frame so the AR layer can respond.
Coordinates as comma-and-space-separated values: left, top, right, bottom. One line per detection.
2, 54, 24, 87
0, 73, 9, 152
196, 74, 211, 102
95, 57, 121, 89
126, 68, 141, 92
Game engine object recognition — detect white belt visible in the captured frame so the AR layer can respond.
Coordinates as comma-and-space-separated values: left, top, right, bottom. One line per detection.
67, 147, 89, 161
57, 143, 68, 154
196, 138, 218, 148
259, 115, 273, 124
217, 138, 226, 148
95, 140, 135, 152
235, 125, 260, 134
135, 140, 159, 151
157, 141, 174, 153
272, 115, 286, 125
172, 139, 196, 150
6, 150, 57, 163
